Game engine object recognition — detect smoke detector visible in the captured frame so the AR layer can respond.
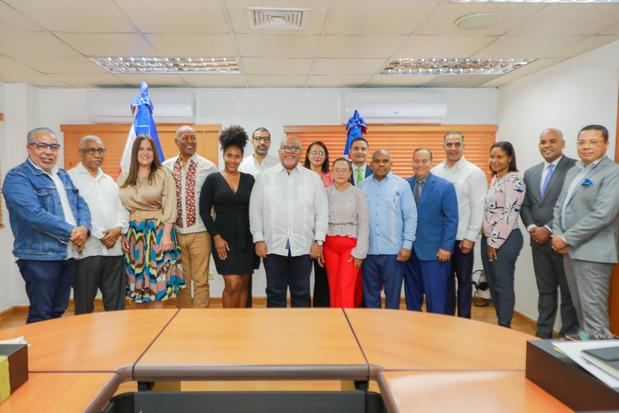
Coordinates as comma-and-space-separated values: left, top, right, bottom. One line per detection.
248, 7, 308, 30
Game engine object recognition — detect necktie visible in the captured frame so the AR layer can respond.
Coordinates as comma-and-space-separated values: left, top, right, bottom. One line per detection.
356, 167, 364, 186
414, 179, 424, 204
540, 163, 555, 197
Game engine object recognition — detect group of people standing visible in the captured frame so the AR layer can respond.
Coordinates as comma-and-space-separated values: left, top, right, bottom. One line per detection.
2, 123, 618, 342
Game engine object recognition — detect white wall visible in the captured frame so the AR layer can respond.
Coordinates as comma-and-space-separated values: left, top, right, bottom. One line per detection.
497, 39, 619, 323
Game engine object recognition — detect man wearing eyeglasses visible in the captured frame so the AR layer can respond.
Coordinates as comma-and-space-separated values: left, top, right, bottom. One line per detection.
249, 136, 329, 308
2, 127, 91, 323
68, 136, 129, 314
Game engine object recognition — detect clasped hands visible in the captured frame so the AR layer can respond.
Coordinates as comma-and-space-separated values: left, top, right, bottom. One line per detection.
70, 226, 89, 252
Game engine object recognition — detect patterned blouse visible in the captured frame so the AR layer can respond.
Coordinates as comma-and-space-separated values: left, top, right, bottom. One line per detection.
482, 172, 526, 249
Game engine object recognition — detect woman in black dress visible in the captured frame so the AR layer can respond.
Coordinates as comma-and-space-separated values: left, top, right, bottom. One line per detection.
200, 125, 258, 308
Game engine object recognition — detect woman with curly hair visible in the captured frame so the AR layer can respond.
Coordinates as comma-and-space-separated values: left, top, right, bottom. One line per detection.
200, 125, 258, 308
481, 141, 526, 328
118, 135, 185, 306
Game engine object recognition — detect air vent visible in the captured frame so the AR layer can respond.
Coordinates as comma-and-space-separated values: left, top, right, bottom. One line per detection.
248, 7, 308, 30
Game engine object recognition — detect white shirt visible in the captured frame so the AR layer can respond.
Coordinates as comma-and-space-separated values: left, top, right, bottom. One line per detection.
432, 157, 488, 241
239, 154, 279, 177
249, 163, 329, 257
68, 163, 129, 258
29, 159, 78, 258
352, 164, 368, 186
163, 153, 217, 234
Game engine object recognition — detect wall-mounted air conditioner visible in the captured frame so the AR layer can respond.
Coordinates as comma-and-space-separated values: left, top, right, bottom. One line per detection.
88, 89, 195, 124
342, 91, 447, 124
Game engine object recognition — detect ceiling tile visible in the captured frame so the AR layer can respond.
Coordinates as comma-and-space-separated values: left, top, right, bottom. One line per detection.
600, 21, 619, 35
48, 73, 128, 87
227, 0, 329, 35
245, 75, 306, 87
242, 58, 312, 75
181, 74, 246, 87
311, 58, 385, 75
14, 57, 108, 74
549, 35, 619, 59
56, 33, 157, 57
147, 34, 236, 56
472, 35, 583, 59
0, 56, 45, 78
318, 35, 405, 58
326, 1, 439, 35
0, 2, 43, 33
307, 75, 370, 87
508, 4, 619, 36
114, 74, 188, 87
116, 0, 230, 34
481, 58, 563, 87
396, 35, 496, 58
4, 0, 134, 33
417, 3, 544, 36
366, 74, 436, 87
0, 32, 80, 57
424, 75, 500, 88
237, 35, 320, 58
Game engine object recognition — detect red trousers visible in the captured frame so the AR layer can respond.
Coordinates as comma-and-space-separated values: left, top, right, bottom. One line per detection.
323, 235, 361, 308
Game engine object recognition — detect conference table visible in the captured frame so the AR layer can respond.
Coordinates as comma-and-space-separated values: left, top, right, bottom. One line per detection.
0, 309, 571, 412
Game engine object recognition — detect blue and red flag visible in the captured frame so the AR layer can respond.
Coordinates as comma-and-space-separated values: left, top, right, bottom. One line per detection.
344, 110, 367, 157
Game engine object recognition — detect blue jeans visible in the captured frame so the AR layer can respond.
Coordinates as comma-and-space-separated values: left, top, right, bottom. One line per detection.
17, 259, 76, 323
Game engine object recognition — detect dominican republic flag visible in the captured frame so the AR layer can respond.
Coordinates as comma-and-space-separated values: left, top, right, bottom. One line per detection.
344, 110, 367, 157
120, 81, 165, 172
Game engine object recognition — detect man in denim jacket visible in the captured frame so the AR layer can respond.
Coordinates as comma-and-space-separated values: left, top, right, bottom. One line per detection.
2, 127, 91, 323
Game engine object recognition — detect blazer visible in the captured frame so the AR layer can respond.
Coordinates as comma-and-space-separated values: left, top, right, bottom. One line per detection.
521, 156, 576, 240
407, 173, 459, 261
552, 156, 619, 264
349, 163, 373, 186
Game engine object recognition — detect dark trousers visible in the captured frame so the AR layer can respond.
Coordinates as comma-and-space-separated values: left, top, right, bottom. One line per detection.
362, 255, 404, 309
263, 253, 312, 307
74, 255, 126, 315
312, 260, 330, 307
404, 251, 451, 314
531, 242, 579, 338
17, 259, 76, 323
447, 241, 475, 318
481, 229, 524, 328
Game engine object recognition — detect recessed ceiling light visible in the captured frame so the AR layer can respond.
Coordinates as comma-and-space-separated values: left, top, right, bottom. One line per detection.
381, 58, 536, 76
455, 13, 500, 30
451, 0, 619, 2
91, 57, 240, 74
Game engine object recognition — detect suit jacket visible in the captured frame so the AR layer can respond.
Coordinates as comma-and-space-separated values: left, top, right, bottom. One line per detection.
521, 156, 576, 245
407, 173, 459, 261
349, 163, 373, 186
552, 156, 619, 264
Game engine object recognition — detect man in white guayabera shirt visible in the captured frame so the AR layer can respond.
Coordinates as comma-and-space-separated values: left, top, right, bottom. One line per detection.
249, 136, 328, 308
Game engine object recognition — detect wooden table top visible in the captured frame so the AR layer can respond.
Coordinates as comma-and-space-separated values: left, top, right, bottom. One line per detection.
135, 308, 367, 379
379, 371, 572, 413
0, 372, 118, 413
0, 309, 177, 373
344, 309, 533, 371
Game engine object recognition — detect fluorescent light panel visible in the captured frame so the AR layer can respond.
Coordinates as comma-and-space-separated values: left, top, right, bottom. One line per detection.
92, 57, 240, 74
450, 0, 619, 3
381, 58, 536, 75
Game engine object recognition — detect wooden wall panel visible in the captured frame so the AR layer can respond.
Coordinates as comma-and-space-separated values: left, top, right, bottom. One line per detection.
61, 124, 221, 179
284, 124, 497, 179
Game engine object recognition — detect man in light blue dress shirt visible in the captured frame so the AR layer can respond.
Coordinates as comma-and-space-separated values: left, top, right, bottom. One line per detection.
360, 150, 417, 309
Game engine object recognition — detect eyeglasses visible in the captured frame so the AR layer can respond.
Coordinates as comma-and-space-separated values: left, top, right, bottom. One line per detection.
254, 136, 271, 143
82, 148, 106, 155
310, 150, 325, 156
281, 145, 301, 153
29, 142, 61, 152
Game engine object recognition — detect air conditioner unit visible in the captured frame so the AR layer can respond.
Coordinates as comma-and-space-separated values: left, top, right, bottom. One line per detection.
342, 91, 447, 124
88, 89, 195, 124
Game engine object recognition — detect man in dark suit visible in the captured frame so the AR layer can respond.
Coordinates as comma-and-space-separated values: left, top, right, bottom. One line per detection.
405, 148, 458, 314
349, 137, 373, 186
521, 128, 578, 338
552, 124, 619, 340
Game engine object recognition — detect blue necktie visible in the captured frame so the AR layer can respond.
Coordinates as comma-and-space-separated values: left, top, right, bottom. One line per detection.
540, 164, 555, 197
